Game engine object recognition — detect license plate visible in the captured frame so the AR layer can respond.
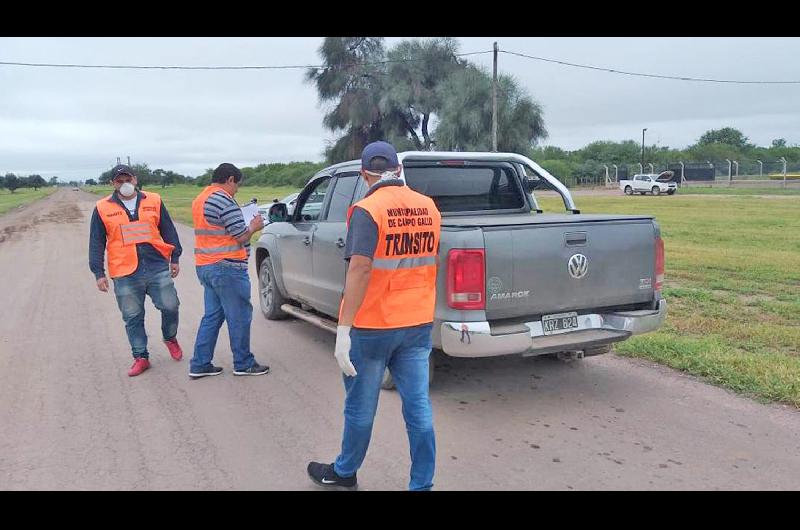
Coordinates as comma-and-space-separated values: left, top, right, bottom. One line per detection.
541, 312, 579, 335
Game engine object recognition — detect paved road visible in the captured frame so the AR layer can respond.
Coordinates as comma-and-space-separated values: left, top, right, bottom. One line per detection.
1, 189, 798, 490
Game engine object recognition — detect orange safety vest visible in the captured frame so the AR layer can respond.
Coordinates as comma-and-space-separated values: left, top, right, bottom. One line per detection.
96, 192, 175, 279
192, 185, 248, 266
343, 183, 441, 330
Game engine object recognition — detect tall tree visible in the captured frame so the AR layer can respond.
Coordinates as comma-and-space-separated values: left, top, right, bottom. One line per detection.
307, 37, 399, 163
434, 66, 547, 153
385, 38, 464, 150
696, 127, 753, 149
28, 174, 46, 190
4, 173, 20, 193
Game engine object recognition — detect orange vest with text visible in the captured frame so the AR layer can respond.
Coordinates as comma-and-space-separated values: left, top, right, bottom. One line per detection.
192, 185, 248, 266
96, 192, 174, 279
343, 184, 441, 330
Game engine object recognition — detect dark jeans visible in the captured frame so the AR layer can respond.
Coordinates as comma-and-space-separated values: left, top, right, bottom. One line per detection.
190, 262, 257, 372
334, 324, 436, 491
113, 267, 180, 359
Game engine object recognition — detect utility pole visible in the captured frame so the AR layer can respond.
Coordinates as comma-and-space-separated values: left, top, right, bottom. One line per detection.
116, 157, 121, 165
492, 41, 498, 152
127, 156, 131, 166
641, 128, 647, 169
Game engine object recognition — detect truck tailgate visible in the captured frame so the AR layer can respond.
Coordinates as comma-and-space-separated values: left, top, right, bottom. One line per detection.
476, 215, 657, 320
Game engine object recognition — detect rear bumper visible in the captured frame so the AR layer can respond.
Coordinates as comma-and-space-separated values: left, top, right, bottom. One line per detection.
439, 298, 667, 358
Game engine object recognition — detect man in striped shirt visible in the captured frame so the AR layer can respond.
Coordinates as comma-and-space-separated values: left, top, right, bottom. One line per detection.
189, 163, 270, 378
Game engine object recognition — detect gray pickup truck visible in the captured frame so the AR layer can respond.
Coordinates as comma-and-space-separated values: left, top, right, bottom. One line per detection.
254, 151, 666, 382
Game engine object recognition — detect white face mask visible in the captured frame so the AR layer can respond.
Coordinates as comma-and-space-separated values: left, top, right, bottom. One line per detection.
365, 169, 401, 182
119, 182, 136, 197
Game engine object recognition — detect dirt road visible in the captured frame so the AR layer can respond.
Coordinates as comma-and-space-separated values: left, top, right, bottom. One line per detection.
1, 189, 798, 490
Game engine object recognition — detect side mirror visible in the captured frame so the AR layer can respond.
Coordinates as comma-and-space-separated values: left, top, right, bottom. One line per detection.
267, 203, 289, 223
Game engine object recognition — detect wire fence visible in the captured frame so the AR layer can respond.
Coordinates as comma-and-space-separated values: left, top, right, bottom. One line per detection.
552, 159, 800, 189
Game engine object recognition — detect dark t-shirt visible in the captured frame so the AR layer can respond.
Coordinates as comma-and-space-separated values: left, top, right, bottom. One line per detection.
344, 206, 378, 261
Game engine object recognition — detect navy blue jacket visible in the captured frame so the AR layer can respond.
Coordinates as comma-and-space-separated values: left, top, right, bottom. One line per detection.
89, 191, 182, 279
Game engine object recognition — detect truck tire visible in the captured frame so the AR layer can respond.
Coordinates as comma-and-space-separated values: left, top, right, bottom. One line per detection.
651, 186, 660, 196
667, 189, 675, 195
258, 256, 289, 320
381, 354, 435, 390
624, 185, 633, 195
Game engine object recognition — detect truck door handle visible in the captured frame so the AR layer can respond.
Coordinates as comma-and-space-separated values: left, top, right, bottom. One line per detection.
336, 238, 346, 248
303, 236, 311, 245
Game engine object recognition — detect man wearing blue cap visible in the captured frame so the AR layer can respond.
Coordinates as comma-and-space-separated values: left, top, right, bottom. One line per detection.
307, 141, 442, 491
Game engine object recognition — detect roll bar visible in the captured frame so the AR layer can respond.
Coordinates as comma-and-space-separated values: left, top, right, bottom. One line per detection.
397, 151, 579, 214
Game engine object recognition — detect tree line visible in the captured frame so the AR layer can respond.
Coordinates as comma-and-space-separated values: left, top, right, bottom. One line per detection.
1, 173, 55, 193
534, 127, 800, 180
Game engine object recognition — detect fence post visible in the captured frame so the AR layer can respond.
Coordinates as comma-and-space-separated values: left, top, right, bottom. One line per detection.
781, 157, 787, 188
726, 159, 732, 186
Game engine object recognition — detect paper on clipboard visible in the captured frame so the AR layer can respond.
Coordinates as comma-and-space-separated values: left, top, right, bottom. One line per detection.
240, 203, 260, 225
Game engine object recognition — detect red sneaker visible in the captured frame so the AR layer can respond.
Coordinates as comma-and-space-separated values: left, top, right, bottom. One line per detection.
165, 338, 183, 361
128, 358, 151, 377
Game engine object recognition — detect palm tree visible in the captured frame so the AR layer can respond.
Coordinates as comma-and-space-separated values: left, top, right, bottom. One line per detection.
385, 38, 464, 150
307, 37, 406, 163
434, 65, 547, 153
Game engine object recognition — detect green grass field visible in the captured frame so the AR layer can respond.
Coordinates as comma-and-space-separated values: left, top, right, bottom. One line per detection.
679, 186, 800, 196
88, 184, 298, 226
539, 192, 800, 407
0, 188, 57, 216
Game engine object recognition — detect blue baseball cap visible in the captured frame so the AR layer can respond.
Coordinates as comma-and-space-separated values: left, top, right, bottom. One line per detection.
361, 141, 399, 171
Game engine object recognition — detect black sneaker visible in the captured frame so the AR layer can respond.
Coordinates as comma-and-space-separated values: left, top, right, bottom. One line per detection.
189, 365, 223, 379
307, 462, 357, 490
233, 362, 270, 376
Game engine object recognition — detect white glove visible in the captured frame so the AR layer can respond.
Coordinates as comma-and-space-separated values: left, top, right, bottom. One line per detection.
334, 325, 357, 377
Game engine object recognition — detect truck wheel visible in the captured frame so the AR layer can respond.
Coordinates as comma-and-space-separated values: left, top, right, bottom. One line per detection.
381, 355, 435, 390
667, 190, 675, 195
651, 186, 660, 196
259, 256, 289, 320
624, 185, 633, 195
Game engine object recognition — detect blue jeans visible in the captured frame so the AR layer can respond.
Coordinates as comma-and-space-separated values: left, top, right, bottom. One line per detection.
334, 324, 436, 491
112, 267, 180, 360
191, 262, 257, 372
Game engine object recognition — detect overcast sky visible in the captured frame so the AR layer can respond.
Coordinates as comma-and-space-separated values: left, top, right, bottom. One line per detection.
2, 37, 799, 181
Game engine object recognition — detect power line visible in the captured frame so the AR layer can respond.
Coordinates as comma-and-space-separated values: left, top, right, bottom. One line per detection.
0, 50, 492, 71
500, 49, 800, 85
5, 46, 797, 85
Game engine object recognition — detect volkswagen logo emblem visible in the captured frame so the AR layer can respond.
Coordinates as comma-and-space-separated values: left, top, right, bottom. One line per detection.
568, 254, 588, 279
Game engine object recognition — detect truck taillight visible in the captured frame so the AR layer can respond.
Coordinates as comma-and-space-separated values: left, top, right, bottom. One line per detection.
447, 249, 485, 310
655, 236, 665, 291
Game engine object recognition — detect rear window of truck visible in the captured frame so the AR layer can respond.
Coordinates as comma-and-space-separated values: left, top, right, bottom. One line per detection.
403, 164, 526, 213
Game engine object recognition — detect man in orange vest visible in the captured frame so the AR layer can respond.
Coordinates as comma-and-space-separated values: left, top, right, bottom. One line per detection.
89, 164, 184, 377
189, 163, 269, 379
307, 141, 442, 491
